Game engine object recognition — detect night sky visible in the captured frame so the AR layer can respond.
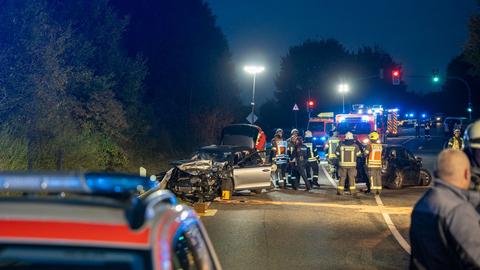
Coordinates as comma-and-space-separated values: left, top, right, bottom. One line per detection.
207, 0, 477, 105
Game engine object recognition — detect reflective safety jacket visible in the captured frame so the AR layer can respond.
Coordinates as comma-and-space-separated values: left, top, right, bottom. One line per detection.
365, 143, 383, 168
336, 140, 361, 168
447, 137, 464, 150
325, 137, 340, 159
304, 141, 319, 162
271, 138, 289, 165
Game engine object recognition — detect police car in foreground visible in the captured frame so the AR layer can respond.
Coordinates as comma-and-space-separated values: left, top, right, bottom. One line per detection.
0, 172, 221, 270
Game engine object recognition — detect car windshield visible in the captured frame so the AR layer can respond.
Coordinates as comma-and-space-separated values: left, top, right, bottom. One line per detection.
309, 122, 324, 131
192, 149, 232, 162
0, 245, 151, 270
336, 122, 372, 134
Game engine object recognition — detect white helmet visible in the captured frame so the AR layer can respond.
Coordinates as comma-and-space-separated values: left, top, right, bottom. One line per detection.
304, 130, 313, 138
345, 132, 354, 140
291, 129, 299, 135
464, 120, 480, 149
464, 119, 480, 188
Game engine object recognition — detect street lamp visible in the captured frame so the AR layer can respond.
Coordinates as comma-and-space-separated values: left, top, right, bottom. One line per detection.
338, 83, 350, 113
244, 65, 265, 124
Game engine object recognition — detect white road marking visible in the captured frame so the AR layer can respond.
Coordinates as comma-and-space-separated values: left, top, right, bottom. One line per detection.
320, 164, 338, 188
375, 195, 411, 254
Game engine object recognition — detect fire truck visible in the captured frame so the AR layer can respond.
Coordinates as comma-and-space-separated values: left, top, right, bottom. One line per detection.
335, 113, 376, 145
308, 112, 335, 149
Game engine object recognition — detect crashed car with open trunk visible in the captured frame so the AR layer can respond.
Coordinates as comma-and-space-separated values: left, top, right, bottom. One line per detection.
160, 124, 272, 203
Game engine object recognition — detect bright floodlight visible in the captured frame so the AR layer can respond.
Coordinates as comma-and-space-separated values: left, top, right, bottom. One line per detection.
244, 65, 265, 75
338, 83, 350, 93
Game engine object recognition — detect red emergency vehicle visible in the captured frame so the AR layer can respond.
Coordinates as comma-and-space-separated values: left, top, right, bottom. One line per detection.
308, 112, 335, 149
335, 113, 375, 145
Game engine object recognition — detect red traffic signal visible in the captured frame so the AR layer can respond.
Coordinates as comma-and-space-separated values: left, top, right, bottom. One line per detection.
307, 100, 315, 111
391, 69, 401, 85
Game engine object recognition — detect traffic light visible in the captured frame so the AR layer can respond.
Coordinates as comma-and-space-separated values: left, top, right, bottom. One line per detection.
432, 69, 440, 83
307, 99, 315, 110
392, 69, 401, 85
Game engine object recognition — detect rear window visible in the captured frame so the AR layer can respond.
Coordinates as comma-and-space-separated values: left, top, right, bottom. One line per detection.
0, 245, 151, 270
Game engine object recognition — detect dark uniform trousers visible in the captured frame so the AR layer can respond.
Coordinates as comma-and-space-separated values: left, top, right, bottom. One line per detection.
293, 159, 311, 190
338, 166, 357, 193
305, 160, 319, 183
367, 168, 382, 192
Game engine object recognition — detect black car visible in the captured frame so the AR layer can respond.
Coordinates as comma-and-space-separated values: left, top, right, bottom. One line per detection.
381, 145, 432, 189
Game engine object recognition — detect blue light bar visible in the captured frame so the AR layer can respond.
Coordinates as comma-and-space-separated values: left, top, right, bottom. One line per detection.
321, 136, 327, 141
0, 173, 157, 195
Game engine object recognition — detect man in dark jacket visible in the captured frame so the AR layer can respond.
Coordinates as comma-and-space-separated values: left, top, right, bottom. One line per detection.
410, 149, 480, 269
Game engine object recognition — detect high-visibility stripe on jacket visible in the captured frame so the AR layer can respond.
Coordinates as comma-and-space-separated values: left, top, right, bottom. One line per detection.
272, 139, 289, 165
338, 144, 360, 167
447, 137, 463, 150
366, 143, 383, 168
327, 138, 340, 159
304, 142, 318, 162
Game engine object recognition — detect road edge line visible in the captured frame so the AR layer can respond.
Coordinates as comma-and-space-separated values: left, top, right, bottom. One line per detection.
320, 164, 338, 188
375, 195, 411, 255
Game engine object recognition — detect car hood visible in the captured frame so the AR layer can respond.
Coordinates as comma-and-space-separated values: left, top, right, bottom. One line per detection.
175, 160, 214, 176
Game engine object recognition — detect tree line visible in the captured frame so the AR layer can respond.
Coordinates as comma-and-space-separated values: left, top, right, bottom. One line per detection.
0, 0, 477, 172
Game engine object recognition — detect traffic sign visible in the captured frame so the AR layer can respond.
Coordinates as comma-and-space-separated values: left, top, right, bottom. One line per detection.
246, 112, 258, 124
292, 104, 299, 111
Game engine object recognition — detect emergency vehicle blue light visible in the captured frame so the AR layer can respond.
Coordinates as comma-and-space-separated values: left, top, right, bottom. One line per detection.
0, 173, 157, 195
421, 114, 426, 118
321, 136, 327, 141
405, 114, 408, 117
85, 173, 157, 194
409, 113, 414, 117
313, 137, 318, 141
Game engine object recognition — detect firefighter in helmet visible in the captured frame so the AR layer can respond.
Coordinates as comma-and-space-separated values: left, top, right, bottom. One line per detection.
269, 128, 289, 188
335, 132, 362, 195
286, 129, 299, 187
364, 131, 383, 195
304, 130, 320, 187
288, 129, 312, 191
464, 120, 480, 190
447, 129, 464, 150
324, 131, 340, 179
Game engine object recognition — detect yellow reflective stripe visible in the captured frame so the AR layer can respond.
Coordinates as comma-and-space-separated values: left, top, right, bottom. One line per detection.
337, 186, 345, 190
349, 186, 356, 190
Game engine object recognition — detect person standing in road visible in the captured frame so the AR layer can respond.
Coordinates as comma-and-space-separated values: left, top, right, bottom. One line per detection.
269, 129, 289, 189
304, 130, 320, 187
414, 120, 420, 138
410, 149, 480, 270
447, 129, 464, 150
335, 132, 362, 195
364, 132, 383, 195
424, 121, 431, 139
286, 129, 299, 188
289, 129, 312, 191
324, 131, 340, 179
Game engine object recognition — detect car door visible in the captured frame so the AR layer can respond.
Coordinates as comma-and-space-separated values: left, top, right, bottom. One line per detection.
233, 151, 272, 190
405, 149, 421, 185
396, 148, 418, 185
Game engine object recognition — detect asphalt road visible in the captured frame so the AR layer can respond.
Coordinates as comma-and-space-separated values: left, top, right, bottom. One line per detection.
202, 126, 446, 270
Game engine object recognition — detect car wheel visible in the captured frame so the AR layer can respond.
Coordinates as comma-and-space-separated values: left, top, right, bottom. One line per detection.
419, 169, 432, 186
388, 170, 404, 189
